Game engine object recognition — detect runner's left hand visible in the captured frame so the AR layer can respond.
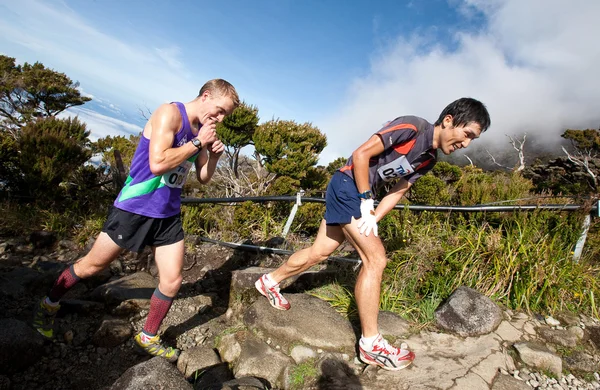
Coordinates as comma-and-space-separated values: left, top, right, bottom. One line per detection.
358, 199, 378, 237
209, 139, 225, 156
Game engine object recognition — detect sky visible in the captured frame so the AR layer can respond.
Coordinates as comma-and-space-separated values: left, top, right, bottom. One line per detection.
1, 0, 599, 165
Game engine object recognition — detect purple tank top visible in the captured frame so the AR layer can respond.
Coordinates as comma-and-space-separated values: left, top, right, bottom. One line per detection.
113, 102, 199, 218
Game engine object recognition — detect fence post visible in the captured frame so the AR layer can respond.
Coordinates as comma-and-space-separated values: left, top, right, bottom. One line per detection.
282, 190, 305, 238
572, 213, 591, 262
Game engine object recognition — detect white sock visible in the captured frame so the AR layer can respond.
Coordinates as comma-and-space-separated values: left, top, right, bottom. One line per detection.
140, 331, 153, 343
44, 296, 59, 307
360, 333, 379, 347
263, 273, 278, 288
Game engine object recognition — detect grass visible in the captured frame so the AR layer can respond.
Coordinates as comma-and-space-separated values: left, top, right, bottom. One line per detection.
288, 359, 318, 390
299, 209, 600, 325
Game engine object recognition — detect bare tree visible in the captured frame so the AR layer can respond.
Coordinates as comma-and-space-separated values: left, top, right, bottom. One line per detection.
212, 154, 276, 197
562, 146, 597, 189
485, 133, 527, 171
508, 133, 527, 172
464, 155, 474, 167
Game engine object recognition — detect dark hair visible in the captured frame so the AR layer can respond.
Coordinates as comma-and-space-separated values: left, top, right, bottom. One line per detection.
434, 97, 491, 132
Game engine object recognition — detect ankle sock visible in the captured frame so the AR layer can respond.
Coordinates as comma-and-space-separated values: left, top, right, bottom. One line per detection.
360, 333, 379, 347
44, 296, 60, 307
139, 331, 153, 343
263, 273, 278, 288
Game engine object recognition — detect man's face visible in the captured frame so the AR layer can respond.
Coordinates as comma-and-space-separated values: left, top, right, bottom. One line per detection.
439, 116, 482, 155
200, 92, 236, 124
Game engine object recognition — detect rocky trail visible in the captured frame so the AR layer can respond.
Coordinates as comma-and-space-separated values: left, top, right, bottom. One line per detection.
1, 234, 600, 390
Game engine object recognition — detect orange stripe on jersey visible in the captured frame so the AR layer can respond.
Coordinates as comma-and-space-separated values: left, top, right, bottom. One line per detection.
414, 158, 434, 171
340, 165, 353, 172
378, 123, 418, 135
394, 139, 417, 155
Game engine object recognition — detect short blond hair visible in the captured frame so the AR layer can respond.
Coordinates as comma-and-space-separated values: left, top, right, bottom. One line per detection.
198, 79, 240, 108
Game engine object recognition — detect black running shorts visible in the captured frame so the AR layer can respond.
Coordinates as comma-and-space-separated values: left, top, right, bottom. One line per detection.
101, 207, 184, 253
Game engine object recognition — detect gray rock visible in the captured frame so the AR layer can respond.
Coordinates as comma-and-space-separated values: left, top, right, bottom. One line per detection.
110, 357, 192, 389
216, 333, 242, 364
244, 293, 356, 351
112, 299, 152, 316
290, 345, 317, 364
92, 318, 133, 348
0, 319, 44, 374
434, 286, 503, 337
538, 327, 579, 348
491, 374, 531, 390
564, 351, 599, 373
587, 326, 600, 349
513, 342, 562, 378
91, 272, 157, 305
176, 345, 221, 379
556, 312, 581, 327
233, 335, 294, 389
378, 310, 411, 338
29, 230, 57, 249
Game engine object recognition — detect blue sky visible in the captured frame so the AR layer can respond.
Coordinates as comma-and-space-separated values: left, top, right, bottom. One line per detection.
1, 0, 599, 164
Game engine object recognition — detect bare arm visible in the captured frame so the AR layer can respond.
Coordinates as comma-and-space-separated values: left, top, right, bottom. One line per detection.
147, 104, 198, 175
147, 104, 218, 176
351, 134, 385, 194
195, 139, 224, 184
374, 179, 412, 222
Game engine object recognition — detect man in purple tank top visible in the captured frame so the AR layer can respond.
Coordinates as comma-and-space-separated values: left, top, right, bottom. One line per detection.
255, 98, 491, 371
33, 79, 240, 362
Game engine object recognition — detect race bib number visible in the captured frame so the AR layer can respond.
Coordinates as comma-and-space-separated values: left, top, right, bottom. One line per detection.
377, 156, 414, 181
160, 160, 193, 188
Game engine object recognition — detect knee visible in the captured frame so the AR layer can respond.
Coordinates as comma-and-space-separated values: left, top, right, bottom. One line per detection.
362, 256, 387, 273
160, 274, 183, 295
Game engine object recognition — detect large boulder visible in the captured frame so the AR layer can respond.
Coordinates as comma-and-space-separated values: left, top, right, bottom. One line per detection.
91, 272, 157, 305
233, 334, 294, 388
513, 342, 562, 378
176, 345, 221, 379
92, 318, 133, 348
110, 357, 192, 390
244, 293, 356, 351
0, 319, 44, 374
434, 286, 503, 337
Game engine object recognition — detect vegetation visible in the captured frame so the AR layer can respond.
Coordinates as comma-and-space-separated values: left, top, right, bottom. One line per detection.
1, 53, 598, 326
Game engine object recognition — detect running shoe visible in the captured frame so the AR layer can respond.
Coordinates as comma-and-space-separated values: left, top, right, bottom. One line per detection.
33, 297, 60, 339
255, 274, 291, 311
134, 332, 180, 362
359, 334, 415, 370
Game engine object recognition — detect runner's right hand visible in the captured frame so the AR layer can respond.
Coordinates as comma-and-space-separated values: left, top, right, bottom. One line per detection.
197, 117, 218, 146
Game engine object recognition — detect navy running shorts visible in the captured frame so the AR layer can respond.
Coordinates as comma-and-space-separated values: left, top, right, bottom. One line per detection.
324, 171, 362, 225
102, 207, 184, 253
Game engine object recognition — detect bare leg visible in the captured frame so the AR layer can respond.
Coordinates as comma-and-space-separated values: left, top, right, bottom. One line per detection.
153, 240, 185, 297
270, 219, 345, 284
341, 218, 388, 338
73, 232, 123, 278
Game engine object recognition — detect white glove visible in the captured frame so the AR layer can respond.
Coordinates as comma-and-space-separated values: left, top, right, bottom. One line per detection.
357, 199, 378, 237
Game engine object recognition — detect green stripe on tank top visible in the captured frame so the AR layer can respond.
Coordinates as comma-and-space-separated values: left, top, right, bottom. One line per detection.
117, 155, 198, 203
117, 175, 165, 203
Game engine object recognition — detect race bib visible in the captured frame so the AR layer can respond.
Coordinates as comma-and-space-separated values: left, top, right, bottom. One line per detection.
160, 160, 193, 188
377, 156, 414, 181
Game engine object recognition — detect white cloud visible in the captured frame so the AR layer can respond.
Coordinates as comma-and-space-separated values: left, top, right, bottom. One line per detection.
59, 107, 143, 142
0, 0, 201, 110
318, 0, 600, 164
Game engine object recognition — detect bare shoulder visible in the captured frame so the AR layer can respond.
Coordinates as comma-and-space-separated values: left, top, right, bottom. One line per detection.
151, 103, 182, 131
